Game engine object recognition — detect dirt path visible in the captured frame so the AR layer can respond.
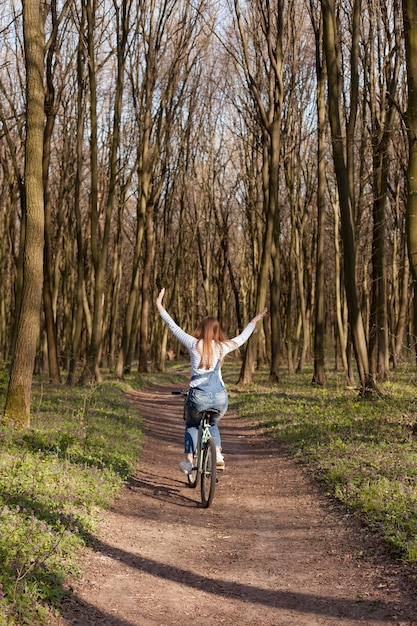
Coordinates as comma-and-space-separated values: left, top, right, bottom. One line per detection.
57, 385, 417, 626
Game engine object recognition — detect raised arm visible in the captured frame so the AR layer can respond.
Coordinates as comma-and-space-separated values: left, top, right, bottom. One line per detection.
156, 288, 196, 351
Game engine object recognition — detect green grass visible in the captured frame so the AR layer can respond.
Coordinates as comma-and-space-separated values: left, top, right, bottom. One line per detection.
227, 362, 417, 572
0, 372, 150, 626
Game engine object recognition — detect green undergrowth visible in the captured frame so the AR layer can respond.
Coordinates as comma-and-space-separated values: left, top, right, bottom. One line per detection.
0, 371, 148, 626
227, 363, 417, 575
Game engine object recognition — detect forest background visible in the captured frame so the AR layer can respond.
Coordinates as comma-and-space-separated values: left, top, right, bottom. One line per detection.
1, 0, 417, 426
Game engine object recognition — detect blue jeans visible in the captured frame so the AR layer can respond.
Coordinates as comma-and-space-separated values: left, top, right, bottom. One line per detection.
184, 388, 228, 453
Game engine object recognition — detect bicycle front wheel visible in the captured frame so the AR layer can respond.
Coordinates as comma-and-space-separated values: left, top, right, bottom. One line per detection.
200, 437, 217, 508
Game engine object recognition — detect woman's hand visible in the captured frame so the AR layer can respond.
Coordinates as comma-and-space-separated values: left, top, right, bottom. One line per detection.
156, 288, 165, 312
251, 307, 268, 325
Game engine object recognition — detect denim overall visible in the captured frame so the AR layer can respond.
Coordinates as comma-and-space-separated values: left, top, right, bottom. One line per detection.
184, 360, 228, 454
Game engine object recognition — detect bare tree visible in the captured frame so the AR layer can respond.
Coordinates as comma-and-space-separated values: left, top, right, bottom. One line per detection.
309, 0, 327, 386
66, 0, 88, 385
230, 0, 286, 384
402, 0, 417, 358
366, 0, 402, 382
81, 0, 131, 384
5, 0, 45, 426
42, 0, 66, 384
320, 0, 372, 392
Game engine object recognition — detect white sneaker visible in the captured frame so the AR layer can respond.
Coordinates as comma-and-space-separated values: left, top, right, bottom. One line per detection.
179, 461, 193, 475
216, 451, 225, 470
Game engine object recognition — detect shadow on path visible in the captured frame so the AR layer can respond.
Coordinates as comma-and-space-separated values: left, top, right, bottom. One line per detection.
71, 536, 403, 623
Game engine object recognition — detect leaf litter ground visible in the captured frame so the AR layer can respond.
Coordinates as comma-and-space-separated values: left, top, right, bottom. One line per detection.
54, 384, 417, 625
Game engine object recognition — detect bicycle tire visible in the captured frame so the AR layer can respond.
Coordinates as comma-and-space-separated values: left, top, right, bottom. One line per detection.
187, 453, 198, 488
200, 437, 217, 508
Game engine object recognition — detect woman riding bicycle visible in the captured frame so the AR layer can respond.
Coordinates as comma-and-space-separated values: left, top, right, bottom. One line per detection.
156, 288, 267, 475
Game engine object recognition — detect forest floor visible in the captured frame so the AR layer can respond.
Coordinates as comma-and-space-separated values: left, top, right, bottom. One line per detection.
53, 383, 417, 626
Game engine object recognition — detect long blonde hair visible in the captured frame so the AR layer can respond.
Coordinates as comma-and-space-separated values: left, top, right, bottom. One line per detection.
194, 317, 229, 370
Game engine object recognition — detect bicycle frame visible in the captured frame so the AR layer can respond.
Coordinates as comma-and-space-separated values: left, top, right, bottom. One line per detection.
172, 390, 218, 507
195, 413, 213, 472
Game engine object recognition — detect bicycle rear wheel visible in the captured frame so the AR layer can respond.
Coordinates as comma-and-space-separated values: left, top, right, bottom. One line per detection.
187, 453, 198, 488
200, 437, 217, 508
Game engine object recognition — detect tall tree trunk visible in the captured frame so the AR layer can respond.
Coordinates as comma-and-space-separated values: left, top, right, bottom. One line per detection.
298, 238, 313, 373
197, 223, 211, 315
269, 212, 281, 382
367, 0, 401, 382
108, 198, 124, 369
402, 0, 417, 358
43, 0, 61, 384
5, 0, 45, 426
67, 4, 87, 385
368, 190, 388, 381
393, 246, 410, 367
333, 199, 350, 380
82, 0, 129, 383
138, 207, 155, 372
0, 80, 27, 357
116, 190, 145, 377
233, 0, 285, 385
311, 1, 327, 385
321, 0, 371, 392
240, 120, 281, 384
81, 0, 100, 383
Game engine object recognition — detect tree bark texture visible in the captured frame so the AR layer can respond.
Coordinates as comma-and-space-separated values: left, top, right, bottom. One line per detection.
42, 0, 61, 384
311, 3, 327, 386
5, 0, 45, 426
403, 0, 417, 357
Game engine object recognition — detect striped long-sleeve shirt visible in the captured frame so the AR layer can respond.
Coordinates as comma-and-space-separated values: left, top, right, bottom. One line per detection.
159, 309, 255, 388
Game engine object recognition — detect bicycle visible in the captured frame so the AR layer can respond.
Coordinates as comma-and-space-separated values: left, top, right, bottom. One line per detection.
172, 390, 218, 508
